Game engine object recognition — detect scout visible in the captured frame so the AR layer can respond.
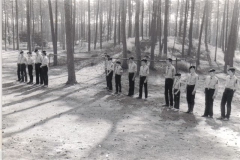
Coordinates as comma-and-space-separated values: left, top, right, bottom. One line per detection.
163, 58, 176, 108
40, 51, 49, 87
217, 67, 239, 121
17, 51, 23, 81
103, 53, 109, 89
19, 51, 28, 83
114, 61, 123, 95
172, 73, 182, 111
107, 57, 114, 92
27, 52, 34, 84
137, 59, 149, 101
185, 66, 199, 114
202, 69, 219, 118
143, 55, 150, 66
127, 57, 137, 96
34, 49, 43, 85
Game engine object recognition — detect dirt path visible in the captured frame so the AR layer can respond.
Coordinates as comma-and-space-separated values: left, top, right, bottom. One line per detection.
2, 50, 240, 160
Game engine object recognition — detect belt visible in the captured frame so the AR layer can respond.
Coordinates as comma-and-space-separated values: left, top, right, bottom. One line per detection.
187, 84, 195, 87
225, 88, 234, 91
205, 88, 215, 90
35, 63, 41, 64
129, 72, 134, 74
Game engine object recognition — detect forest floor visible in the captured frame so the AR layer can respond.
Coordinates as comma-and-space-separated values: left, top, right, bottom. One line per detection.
2, 42, 240, 160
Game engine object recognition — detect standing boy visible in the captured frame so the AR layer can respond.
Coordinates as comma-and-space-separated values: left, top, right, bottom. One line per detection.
34, 49, 43, 85
185, 66, 199, 114
17, 51, 23, 81
137, 59, 149, 101
27, 52, 34, 84
40, 51, 49, 87
114, 61, 123, 95
19, 51, 28, 83
128, 57, 137, 96
217, 67, 238, 121
163, 58, 176, 108
202, 69, 219, 118
103, 53, 109, 89
107, 57, 114, 92
172, 73, 182, 111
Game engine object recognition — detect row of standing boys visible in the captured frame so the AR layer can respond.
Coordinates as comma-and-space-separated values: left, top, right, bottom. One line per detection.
103, 54, 239, 121
17, 49, 49, 87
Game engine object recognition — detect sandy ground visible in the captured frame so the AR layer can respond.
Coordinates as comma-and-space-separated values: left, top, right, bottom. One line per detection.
2, 49, 240, 160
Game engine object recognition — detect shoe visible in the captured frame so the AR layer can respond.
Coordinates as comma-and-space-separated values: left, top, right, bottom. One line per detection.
43, 85, 48, 88
34, 83, 39, 85
108, 90, 112, 92
223, 118, 229, 121
162, 104, 169, 107
217, 117, 224, 120
137, 97, 142, 99
201, 115, 208, 117
189, 111, 193, 114
174, 109, 179, 112
114, 92, 118, 95
144, 98, 147, 101
209, 116, 213, 119
185, 110, 190, 113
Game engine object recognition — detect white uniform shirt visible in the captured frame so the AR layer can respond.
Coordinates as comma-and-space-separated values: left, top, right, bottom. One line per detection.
225, 75, 239, 90
41, 56, 49, 66
17, 54, 21, 64
35, 54, 43, 64
204, 76, 219, 89
115, 65, 123, 75
128, 62, 137, 73
140, 65, 149, 76
165, 65, 176, 79
19, 56, 27, 64
27, 56, 34, 65
173, 78, 181, 90
107, 61, 114, 71
186, 73, 199, 85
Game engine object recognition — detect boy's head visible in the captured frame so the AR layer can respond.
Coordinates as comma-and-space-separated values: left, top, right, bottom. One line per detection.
166, 58, 172, 65
175, 73, 181, 79
116, 61, 121, 66
42, 51, 47, 56
27, 52, 32, 57
34, 49, 39, 54
141, 59, 147, 65
20, 50, 24, 55
108, 57, 112, 61
189, 66, 196, 73
209, 69, 215, 76
129, 57, 134, 62
228, 67, 235, 76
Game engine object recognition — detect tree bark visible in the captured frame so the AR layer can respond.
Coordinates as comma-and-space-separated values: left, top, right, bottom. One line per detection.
121, 0, 128, 69
15, 0, 19, 50
178, 0, 184, 37
12, 1, 15, 50
135, 0, 141, 74
94, 0, 99, 49
88, 0, 91, 51
221, 0, 226, 51
225, 0, 229, 52
64, 0, 77, 84
150, 0, 157, 69
204, 0, 209, 52
100, 0, 103, 49
163, 0, 169, 54
141, 0, 144, 40
118, 0, 121, 44
182, 0, 189, 56
114, 0, 117, 46
26, 0, 32, 52
128, 0, 132, 38
158, 0, 162, 56
188, 0, 195, 55
214, 0, 219, 61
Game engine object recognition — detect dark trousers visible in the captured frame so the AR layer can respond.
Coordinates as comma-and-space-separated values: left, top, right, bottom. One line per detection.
105, 69, 108, 87
128, 73, 135, 95
42, 66, 48, 86
28, 65, 33, 82
35, 63, 43, 84
174, 89, 180, 109
186, 85, 196, 112
139, 76, 148, 98
115, 74, 122, 93
204, 88, 215, 116
221, 88, 234, 119
165, 78, 174, 106
17, 64, 21, 81
20, 64, 27, 82
107, 71, 113, 90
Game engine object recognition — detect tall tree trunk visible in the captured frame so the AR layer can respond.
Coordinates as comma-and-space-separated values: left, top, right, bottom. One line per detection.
163, 0, 169, 54
172, 0, 179, 52
118, 0, 121, 45
26, 0, 32, 52
204, 0, 209, 52
224, 0, 240, 72
100, 0, 103, 49
158, 0, 162, 56
182, 0, 189, 56
48, 0, 57, 65
12, 1, 15, 50
114, 0, 117, 46
188, 0, 195, 55
88, 0, 91, 51
135, 0, 141, 74
55, 0, 58, 64
221, 0, 226, 51
225, 0, 229, 52
150, 0, 157, 69
214, 0, 219, 61
128, 0, 132, 38
40, 0, 43, 50
107, 0, 112, 41
141, 0, 144, 39
178, 0, 184, 37
16, 0, 19, 50
94, 0, 99, 49
121, 0, 128, 69
72, 0, 76, 52
4, 0, 7, 51
196, 1, 207, 67
64, 0, 77, 84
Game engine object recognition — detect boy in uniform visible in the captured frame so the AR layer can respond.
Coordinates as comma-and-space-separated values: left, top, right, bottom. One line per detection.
163, 58, 176, 108
107, 57, 114, 92
114, 61, 123, 95
40, 51, 49, 87
17, 51, 23, 81
34, 49, 43, 85
217, 67, 239, 121
185, 66, 199, 114
172, 73, 182, 111
128, 57, 137, 96
27, 52, 34, 84
137, 59, 149, 101
19, 51, 28, 83
103, 53, 109, 89
202, 69, 219, 118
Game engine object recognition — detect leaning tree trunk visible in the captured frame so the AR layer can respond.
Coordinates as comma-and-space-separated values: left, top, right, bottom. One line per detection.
121, 0, 128, 69
64, 0, 77, 84
224, 0, 240, 72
